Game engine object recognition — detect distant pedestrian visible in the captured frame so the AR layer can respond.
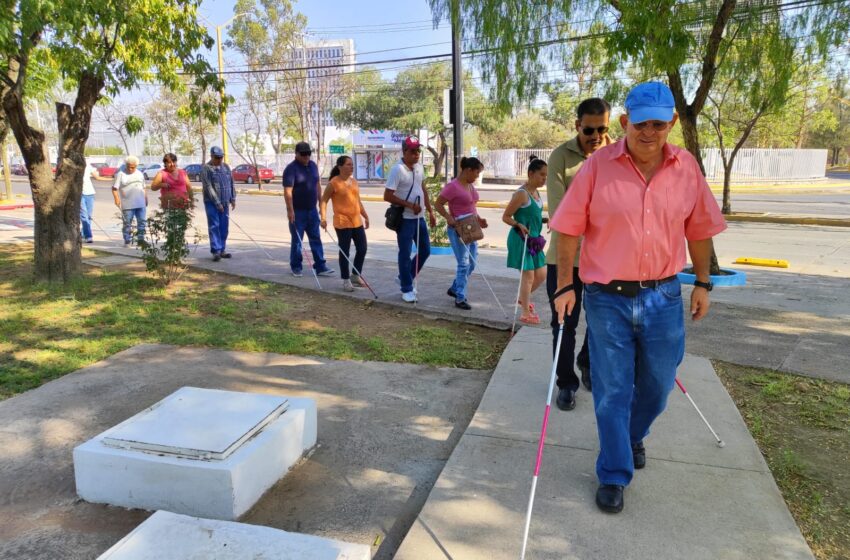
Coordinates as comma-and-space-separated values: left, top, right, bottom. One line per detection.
503, 156, 547, 324
383, 136, 436, 303
112, 155, 147, 247
551, 81, 727, 514
435, 156, 487, 310
151, 153, 194, 210
80, 158, 102, 243
284, 141, 334, 278
546, 97, 613, 410
200, 146, 236, 262
320, 155, 369, 292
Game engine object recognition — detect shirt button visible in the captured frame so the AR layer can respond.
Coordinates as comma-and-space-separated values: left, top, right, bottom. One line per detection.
645, 253, 649, 257
646, 230, 650, 234
646, 209, 651, 213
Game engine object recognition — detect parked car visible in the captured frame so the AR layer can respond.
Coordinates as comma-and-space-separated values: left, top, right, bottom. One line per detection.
143, 163, 163, 180
183, 163, 203, 182
11, 163, 28, 175
97, 164, 120, 178
232, 164, 274, 184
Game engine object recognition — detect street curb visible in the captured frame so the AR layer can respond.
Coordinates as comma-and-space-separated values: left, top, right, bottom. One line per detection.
0, 202, 34, 210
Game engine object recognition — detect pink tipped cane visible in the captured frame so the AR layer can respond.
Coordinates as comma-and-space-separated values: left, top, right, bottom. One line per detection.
675, 378, 725, 448
519, 323, 564, 560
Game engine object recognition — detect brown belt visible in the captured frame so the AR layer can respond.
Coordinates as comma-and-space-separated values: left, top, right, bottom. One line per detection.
592, 275, 678, 297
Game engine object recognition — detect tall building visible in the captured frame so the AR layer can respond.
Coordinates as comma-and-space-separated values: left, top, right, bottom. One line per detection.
288, 39, 356, 133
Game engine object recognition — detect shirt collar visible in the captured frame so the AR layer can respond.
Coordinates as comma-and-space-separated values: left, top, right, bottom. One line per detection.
609, 139, 681, 164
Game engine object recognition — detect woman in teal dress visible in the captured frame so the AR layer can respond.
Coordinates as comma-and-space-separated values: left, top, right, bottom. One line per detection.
503, 156, 548, 324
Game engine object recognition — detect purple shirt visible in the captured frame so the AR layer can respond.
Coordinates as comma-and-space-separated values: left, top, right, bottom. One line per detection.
439, 178, 480, 218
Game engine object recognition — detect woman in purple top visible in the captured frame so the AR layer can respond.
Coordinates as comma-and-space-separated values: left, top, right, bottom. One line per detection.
435, 157, 488, 310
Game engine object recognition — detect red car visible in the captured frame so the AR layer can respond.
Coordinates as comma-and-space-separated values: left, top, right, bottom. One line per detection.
232, 164, 274, 184
95, 163, 120, 178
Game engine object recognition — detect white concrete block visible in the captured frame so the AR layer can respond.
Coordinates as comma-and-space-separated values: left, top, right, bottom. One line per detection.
74, 387, 317, 520
98, 510, 370, 560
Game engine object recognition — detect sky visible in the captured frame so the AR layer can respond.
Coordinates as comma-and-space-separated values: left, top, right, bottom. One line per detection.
92, 0, 455, 150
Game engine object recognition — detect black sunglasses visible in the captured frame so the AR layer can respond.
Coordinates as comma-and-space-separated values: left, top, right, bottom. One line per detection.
581, 126, 609, 136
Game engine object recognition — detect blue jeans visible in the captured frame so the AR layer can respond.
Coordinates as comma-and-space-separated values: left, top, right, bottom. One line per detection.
396, 217, 430, 293
121, 207, 146, 243
204, 200, 230, 254
289, 207, 327, 273
80, 194, 95, 240
446, 227, 476, 302
584, 278, 685, 487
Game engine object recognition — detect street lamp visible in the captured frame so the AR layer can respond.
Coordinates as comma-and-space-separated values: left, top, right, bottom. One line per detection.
206, 12, 250, 164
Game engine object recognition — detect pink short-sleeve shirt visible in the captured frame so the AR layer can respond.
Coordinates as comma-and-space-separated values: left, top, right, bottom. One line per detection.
439, 178, 480, 218
549, 140, 727, 285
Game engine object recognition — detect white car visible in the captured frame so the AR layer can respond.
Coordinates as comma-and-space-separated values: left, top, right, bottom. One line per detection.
143, 163, 163, 180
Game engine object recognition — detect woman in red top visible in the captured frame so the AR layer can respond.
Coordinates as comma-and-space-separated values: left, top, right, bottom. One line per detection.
151, 153, 194, 210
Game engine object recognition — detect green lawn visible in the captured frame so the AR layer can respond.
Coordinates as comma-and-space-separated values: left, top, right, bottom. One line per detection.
0, 244, 508, 399
715, 361, 850, 560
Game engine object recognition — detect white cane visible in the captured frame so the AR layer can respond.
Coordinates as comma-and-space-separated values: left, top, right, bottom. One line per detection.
463, 241, 508, 318
511, 229, 530, 336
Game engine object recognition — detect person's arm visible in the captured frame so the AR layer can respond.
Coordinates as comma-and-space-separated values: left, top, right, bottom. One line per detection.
359, 199, 369, 229
319, 181, 334, 229
150, 171, 164, 191
200, 166, 223, 210
183, 171, 194, 208
228, 165, 236, 210
553, 235, 581, 323
315, 165, 322, 207
434, 194, 454, 226
501, 190, 530, 236
282, 165, 295, 221
421, 170, 436, 227
688, 238, 714, 321
546, 148, 568, 220
112, 173, 122, 207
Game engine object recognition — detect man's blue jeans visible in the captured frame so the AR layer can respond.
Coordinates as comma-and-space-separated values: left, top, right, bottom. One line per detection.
396, 217, 430, 293
204, 200, 229, 254
289, 207, 327, 273
80, 194, 95, 240
584, 278, 685, 487
446, 227, 475, 302
121, 207, 146, 244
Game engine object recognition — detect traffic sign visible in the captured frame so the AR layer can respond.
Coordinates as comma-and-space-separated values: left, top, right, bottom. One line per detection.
329, 144, 345, 154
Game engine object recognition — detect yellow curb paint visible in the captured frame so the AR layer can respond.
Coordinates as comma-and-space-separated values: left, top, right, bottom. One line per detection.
734, 257, 789, 268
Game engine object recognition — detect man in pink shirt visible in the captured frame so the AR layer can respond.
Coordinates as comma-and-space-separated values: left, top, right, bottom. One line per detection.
550, 82, 726, 514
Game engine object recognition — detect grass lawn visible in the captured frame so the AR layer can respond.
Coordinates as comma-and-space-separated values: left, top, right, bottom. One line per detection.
716, 361, 850, 560
0, 243, 509, 400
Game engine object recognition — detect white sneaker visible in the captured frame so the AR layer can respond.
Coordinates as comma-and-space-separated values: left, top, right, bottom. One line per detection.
351, 274, 365, 287
343, 279, 354, 292
402, 291, 417, 303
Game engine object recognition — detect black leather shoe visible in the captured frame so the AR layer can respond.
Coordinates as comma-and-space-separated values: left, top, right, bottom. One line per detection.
579, 364, 592, 392
447, 288, 457, 298
556, 388, 576, 411
455, 300, 472, 310
220, 252, 232, 259
212, 253, 221, 262
596, 484, 624, 513
632, 441, 646, 470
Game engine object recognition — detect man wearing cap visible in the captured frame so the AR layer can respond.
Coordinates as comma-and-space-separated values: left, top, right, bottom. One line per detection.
201, 146, 236, 261
545, 97, 612, 412
551, 82, 726, 513
283, 142, 334, 277
383, 136, 436, 303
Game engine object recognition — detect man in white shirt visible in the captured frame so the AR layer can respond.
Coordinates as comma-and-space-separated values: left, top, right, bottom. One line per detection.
80, 159, 101, 243
383, 136, 437, 302
112, 155, 148, 247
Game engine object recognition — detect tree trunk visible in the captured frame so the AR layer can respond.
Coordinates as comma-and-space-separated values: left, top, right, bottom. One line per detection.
31, 173, 83, 282
677, 108, 706, 175
722, 163, 732, 214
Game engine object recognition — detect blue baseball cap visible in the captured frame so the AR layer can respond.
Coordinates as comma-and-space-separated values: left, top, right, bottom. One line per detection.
624, 82, 675, 124
210, 146, 224, 157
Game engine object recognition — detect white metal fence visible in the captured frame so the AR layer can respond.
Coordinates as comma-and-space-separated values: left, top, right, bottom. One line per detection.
479, 147, 828, 182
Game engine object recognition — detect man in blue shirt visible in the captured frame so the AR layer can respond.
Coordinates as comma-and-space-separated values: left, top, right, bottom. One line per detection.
283, 142, 334, 277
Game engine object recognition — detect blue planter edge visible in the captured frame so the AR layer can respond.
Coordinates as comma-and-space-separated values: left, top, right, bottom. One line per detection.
430, 245, 453, 256
677, 267, 747, 287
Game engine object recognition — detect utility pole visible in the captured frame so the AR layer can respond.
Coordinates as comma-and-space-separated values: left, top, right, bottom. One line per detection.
212, 13, 249, 164
451, 3, 463, 178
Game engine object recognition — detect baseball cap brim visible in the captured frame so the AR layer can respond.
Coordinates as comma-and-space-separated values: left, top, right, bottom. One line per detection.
628, 106, 674, 124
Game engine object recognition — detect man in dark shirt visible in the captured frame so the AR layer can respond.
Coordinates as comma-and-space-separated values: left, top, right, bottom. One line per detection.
283, 142, 334, 277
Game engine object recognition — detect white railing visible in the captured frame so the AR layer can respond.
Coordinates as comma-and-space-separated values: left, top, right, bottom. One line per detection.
479, 147, 828, 181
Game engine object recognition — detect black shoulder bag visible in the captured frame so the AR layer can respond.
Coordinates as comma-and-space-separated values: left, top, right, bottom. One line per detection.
385, 172, 416, 232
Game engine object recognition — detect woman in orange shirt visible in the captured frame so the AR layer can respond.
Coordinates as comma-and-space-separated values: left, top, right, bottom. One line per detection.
320, 155, 370, 292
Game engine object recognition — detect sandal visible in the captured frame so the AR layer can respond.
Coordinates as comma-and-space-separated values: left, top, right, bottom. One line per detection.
519, 313, 540, 325
517, 301, 535, 313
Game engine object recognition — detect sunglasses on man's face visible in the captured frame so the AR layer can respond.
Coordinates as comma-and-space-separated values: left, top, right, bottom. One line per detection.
632, 121, 670, 132
581, 126, 609, 136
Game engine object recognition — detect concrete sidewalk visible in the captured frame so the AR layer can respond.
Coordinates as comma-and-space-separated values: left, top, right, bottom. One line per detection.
395, 327, 813, 560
